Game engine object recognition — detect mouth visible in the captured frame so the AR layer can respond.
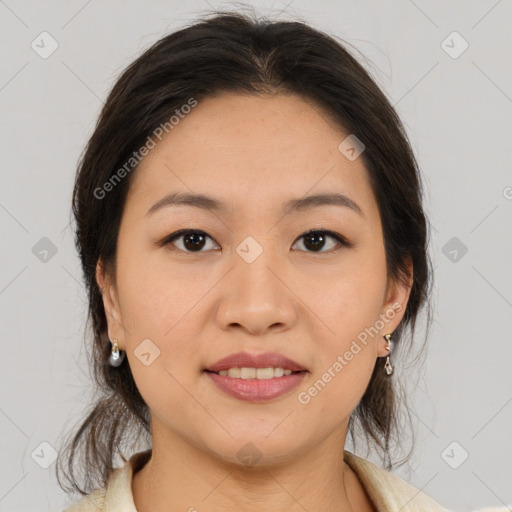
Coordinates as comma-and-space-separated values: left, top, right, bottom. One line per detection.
204, 368, 308, 402
204, 351, 308, 374
204, 368, 307, 379
203, 351, 309, 402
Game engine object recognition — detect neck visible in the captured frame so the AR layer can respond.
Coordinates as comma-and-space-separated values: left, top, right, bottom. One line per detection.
132, 427, 361, 512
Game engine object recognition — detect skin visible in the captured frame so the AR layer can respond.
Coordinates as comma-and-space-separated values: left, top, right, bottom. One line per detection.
96, 92, 413, 512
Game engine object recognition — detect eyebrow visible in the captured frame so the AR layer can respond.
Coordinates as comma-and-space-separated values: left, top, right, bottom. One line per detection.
146, 191, 363, 218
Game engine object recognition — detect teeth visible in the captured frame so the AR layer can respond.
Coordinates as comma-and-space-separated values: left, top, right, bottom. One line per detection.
217, 367, 297, 379
227, 368, 241, 378
274, 367, 284, 377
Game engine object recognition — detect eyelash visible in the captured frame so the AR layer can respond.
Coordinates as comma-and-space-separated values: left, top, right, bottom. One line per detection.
159, 229, 352, 254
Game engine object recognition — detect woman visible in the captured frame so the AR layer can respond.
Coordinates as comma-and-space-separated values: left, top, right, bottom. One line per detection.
57, 9, 506, 512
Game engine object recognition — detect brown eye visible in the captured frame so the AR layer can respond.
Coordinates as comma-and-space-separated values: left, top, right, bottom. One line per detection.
292, 230, 351, 253
162, 230, 219, 252
161, 228, 350, 254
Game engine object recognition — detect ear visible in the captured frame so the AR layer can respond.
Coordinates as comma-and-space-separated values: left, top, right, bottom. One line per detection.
95, 258, 123, 344
377, 257, 413, 357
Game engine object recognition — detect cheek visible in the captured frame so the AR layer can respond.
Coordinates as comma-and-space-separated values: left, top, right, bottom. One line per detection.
308, 249, 387, 383
315, 250, 387, 330
117, 256, 205, 420
116, 244, 199, 331
114, 250, 208, 394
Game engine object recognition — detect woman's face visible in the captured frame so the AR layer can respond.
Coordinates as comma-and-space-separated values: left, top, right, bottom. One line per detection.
97, 92, 411, 466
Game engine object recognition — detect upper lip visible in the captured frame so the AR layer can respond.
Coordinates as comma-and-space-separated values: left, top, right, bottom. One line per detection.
205, 351, 308, 373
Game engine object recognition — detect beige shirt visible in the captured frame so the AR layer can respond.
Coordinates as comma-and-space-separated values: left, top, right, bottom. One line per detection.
62, 449, 508, 512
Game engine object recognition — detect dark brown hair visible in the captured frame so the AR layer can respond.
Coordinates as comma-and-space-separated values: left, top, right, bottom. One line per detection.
56, 8, 433, 495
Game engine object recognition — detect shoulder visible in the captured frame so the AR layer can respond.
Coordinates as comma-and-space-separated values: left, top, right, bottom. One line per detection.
61, 450, 151, 512
343, 451, 510, 512
344, 450, 450, 511
472, 509, 512, 512
61, 487, 106, 512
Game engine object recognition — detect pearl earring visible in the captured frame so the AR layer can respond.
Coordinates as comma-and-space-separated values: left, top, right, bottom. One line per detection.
383, 333, 394, 376
108, 338, 126, 367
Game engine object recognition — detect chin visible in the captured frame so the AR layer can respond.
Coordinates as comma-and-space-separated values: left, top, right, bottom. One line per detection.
198, 431, 306, 469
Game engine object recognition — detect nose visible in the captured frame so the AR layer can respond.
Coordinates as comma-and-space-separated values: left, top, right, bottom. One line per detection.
215, 243, 298, 336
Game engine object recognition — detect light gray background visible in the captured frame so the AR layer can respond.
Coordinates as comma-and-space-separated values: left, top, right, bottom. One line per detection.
1, 1, 511, 511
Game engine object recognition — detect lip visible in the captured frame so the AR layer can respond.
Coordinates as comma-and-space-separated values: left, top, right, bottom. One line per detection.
205, 371, 308, 402
205, 351, 308, 373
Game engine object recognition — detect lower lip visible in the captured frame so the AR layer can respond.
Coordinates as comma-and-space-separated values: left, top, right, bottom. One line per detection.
205, 371, 307, 402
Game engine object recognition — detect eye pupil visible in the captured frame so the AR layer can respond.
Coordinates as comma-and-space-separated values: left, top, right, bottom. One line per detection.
183, 232, 206, 251
166, 229, 345, 254
304, 232, 326, 252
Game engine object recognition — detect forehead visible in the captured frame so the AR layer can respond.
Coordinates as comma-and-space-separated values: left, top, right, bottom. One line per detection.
124, 92, 379, 222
